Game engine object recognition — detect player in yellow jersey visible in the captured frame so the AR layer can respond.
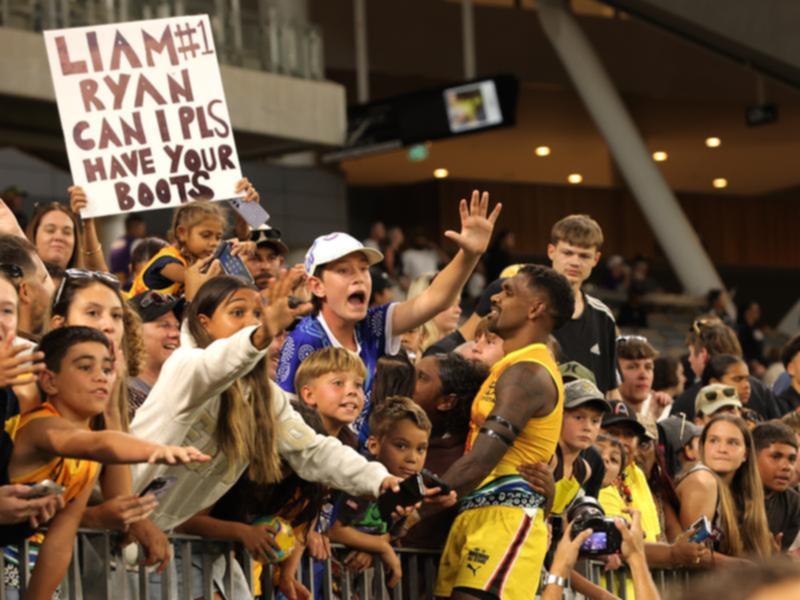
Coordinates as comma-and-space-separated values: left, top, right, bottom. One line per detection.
433, 264, 575, 600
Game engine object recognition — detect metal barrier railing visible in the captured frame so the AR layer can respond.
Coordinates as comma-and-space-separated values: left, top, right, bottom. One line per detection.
1, 530, 695, 599
577, 559, 695, 600
1, 530, 442, 600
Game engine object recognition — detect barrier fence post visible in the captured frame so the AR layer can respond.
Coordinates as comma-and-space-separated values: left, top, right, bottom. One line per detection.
0, 548, 5, 600
161, 539, 173, 600
322, 556, 334, 599
305, 553, 317, 597
341, 558, 352, 599
223, 545, 234, 599
180, 539, 192, 600
202, 548, 214, 599
424, 555, 436, 600
19, 539, 29, 596
138, 544, 148, 600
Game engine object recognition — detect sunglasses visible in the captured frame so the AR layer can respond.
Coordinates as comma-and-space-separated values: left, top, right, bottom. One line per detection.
616, 334, 648, 344
0, 263, 23, 280
53, 268, 121, 308
137, 291, 176, 308
249, 228, 283, 245
702, 386, 737, 402
691, 317, 718, 335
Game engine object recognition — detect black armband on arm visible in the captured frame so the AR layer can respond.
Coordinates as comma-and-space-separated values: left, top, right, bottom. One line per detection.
479, 426, 513, 447
485, 414, 521, 437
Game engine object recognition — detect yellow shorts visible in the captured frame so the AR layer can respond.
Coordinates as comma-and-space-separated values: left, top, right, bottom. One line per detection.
434, 506, 547, 600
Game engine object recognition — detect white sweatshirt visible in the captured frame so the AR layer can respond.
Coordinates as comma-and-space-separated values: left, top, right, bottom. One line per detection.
130, 324, 388, 531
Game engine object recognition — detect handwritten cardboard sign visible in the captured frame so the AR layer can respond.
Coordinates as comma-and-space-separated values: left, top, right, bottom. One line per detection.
44, 15, 242, 218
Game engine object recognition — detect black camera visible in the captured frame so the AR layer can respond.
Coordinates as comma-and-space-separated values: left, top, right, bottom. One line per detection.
567, 496, 622, 557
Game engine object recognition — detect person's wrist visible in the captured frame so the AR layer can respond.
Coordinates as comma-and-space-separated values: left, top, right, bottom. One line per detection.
626, 551, 648, 569
233, 522, 249, 543
549, 559, 572, 578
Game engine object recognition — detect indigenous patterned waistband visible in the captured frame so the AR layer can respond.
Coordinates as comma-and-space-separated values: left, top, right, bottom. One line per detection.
459, 475, 546, 513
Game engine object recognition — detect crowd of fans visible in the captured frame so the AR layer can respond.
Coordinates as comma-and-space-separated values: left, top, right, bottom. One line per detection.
0, 181, 796, 600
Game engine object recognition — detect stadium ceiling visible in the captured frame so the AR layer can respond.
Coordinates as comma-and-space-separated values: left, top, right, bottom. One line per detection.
311, 0, 800, 195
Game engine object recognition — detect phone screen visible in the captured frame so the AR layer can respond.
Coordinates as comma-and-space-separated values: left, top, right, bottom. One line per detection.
140, 476, 177, 500
215, 242, 255, 284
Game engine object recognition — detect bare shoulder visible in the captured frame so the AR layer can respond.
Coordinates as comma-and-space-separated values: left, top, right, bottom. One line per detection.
496, 361, 553, 395
495, 360, 557, 417
678, 467, 717, 493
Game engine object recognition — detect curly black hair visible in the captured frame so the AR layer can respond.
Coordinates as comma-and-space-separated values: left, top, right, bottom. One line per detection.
436, 353, 489, 436
518, 264, 574, 330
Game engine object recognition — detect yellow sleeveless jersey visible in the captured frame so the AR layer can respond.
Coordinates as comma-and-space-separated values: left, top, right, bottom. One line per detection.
551, 476, 581, 516
465, 342, 564, 484
129, 245, 188, 296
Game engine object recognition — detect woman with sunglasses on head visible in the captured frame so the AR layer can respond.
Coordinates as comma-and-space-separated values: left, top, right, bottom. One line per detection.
675, 413, 773, 565
48, 268, 172, 577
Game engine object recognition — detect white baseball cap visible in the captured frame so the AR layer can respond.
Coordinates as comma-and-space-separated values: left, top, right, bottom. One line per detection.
304, 232, 384, 276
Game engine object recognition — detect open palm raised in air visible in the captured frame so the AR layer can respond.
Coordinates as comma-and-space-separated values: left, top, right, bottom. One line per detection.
444, 190, 502, 256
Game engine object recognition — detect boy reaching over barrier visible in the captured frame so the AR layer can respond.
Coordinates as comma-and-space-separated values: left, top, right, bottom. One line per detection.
7, 326, 209, 599
277, 190, 501, 441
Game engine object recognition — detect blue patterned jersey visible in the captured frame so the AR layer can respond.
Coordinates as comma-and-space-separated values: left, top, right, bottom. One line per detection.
276, 303, 401, 441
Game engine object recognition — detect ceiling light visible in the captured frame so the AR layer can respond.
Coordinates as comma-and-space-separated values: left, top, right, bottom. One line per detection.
535, 146, 551, 157
705, 137, 721, 148
433, 168, 449, 179
712, 177, 728, 189
652, 151, 668, 162
567, 173, 583, 184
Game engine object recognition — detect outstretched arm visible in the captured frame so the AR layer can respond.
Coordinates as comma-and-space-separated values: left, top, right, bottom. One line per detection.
392, 190, 501, 334
26, 417, 208, 465
439, 361, 557, 497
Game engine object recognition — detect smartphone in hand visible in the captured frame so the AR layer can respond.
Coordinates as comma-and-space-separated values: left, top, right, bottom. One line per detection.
139, 476, 178, 500
377, 473, 425, 522
688, 515, 712, 543
210, 241, 255, 285
421, 468, 451, 495
24, 479, 65, 499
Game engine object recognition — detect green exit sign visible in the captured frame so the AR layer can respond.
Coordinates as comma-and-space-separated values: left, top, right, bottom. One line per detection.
407, 144, 429, 162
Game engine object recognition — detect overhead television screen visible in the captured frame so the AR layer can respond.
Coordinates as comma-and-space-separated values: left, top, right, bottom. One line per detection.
443, 80, 504, 134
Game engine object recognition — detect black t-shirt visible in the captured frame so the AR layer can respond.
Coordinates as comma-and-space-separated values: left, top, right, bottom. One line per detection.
673, 376, 784, 422
554, 293, 617, 393
580, 446, 606, 499
765, 489, 800, 550
749, 378, 786, 420
778, 386, 800, 415
0, 387, 34, 545
0, 387, 19, 485
424, 330, 466, 357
